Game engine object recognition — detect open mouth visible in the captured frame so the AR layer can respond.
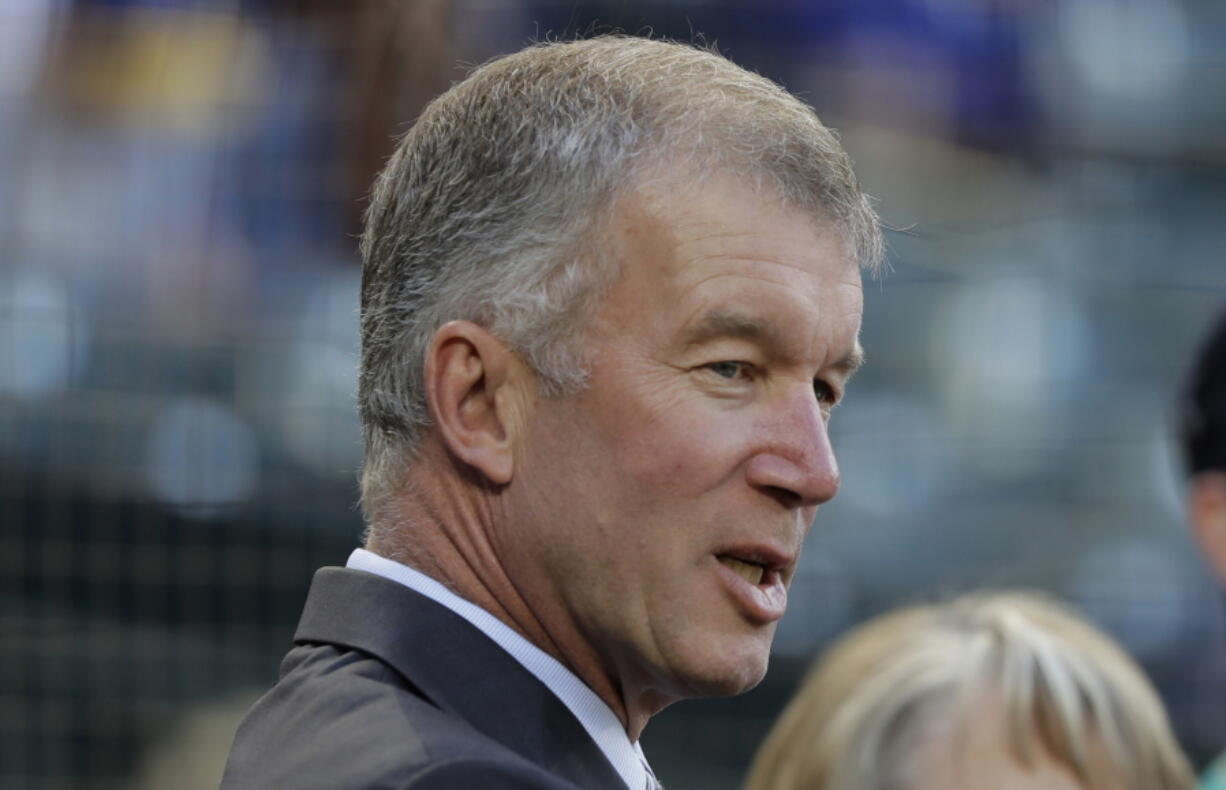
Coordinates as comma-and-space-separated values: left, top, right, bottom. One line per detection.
718, 555, 766, 586
715, 551, 790, 622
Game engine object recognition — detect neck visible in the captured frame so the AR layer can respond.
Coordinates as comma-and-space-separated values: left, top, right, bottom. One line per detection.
366, 444, 665, 741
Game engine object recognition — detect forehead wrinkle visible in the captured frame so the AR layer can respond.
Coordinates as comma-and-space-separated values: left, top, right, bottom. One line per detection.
672, 244, 861, 302
679, 266, 820, 295
671, 234, 845, 281
668, 213, 840, 267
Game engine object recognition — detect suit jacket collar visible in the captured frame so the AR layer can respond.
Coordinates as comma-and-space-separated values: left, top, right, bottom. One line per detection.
293, 567, 629, 789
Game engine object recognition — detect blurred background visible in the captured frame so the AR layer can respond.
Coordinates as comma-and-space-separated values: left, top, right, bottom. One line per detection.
2, 0, 1225, 788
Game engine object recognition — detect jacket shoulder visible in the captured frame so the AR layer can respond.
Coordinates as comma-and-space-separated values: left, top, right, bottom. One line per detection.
221, 643, 580, 789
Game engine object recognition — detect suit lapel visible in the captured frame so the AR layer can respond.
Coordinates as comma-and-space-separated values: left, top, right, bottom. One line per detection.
294, 567, 628, 789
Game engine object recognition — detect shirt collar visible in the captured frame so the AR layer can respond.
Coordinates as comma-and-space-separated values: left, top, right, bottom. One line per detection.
346, 548, 651, 790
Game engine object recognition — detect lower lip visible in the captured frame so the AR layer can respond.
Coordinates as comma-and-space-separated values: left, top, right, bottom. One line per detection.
713, 558, 788, 624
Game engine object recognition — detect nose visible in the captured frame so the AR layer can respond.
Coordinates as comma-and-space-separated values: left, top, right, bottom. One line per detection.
745, 387, 840, 510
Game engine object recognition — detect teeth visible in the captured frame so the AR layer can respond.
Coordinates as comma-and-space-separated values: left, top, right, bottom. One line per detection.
719, 556, 765, 585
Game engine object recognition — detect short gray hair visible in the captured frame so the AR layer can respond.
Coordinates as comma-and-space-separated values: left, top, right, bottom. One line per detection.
358, 36, 882, 519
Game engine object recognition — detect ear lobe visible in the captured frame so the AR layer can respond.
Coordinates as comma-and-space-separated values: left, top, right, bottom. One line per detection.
1189, 472, 1226, 587
424, 321, 530, 486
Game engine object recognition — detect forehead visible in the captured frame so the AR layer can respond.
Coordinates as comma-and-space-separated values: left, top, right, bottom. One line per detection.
597, 174, 863, 352
619, 173, 844, 263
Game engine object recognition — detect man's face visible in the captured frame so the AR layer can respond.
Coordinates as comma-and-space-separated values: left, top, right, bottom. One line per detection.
499, 174, 864, 709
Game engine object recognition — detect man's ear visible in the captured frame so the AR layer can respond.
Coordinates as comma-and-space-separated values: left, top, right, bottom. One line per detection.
424, 321, 533, 486
1189, 471, 1226, 587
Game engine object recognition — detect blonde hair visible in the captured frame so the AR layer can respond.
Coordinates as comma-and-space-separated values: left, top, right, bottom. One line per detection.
745, 592, 1195, 790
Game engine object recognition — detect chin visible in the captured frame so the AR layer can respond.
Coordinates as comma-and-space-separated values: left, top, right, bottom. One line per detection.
677, 643, 772, 698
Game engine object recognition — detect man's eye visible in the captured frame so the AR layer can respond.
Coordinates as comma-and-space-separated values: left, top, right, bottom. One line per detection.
707, 361, 749, 380
813, 379, 837, 405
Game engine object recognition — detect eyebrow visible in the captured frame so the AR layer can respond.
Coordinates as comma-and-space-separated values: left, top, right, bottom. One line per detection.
681, 310, 774, 348
832, 344, 866, 380
681, 309, 866, 380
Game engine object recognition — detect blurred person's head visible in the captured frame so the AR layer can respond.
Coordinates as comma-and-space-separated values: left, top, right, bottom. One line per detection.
1179, 310, 1226, 588
357, 35, 882, 520
745, 592, 1195, 790
355, 35, 881, 740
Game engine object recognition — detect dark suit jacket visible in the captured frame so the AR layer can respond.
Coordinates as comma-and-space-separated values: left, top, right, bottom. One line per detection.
221, 567, 629, 789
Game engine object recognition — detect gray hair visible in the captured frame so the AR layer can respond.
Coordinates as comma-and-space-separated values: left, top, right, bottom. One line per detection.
358, 36, 883, 519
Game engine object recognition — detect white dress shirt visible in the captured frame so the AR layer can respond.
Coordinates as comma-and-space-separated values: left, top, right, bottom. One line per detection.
346, 548, 657, 790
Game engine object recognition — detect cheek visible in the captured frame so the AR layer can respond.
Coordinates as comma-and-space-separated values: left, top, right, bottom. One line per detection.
620, 406, 747, 496
582, 360, 755, 497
